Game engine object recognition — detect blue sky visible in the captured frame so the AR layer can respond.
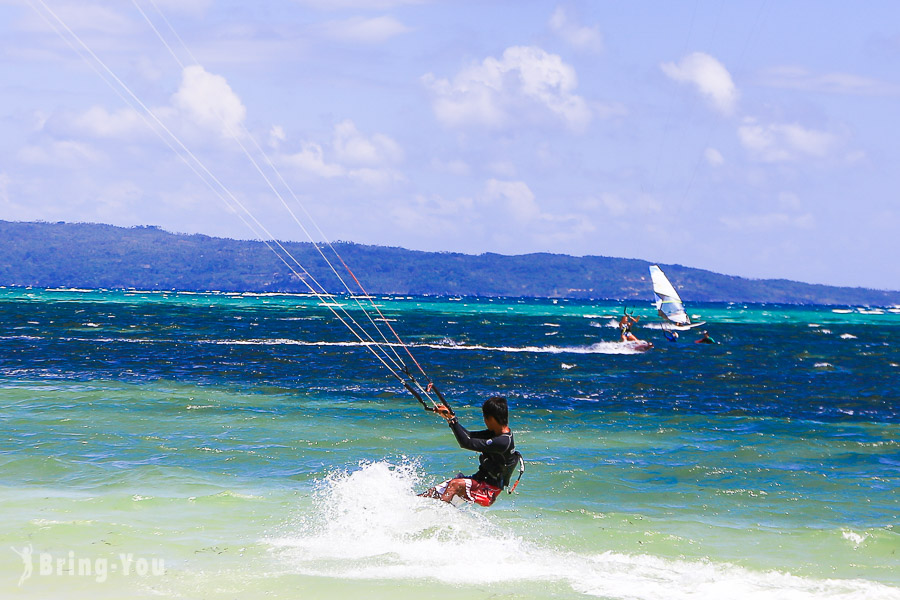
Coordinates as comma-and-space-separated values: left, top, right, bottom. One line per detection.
1, 1, 898, 290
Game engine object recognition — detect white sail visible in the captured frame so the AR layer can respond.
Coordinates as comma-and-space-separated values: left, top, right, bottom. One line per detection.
649, 265, 690, 326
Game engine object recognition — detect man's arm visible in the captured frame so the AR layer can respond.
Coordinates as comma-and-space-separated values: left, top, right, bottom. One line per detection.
434, 404, 510, 454
448, 419, 510, 454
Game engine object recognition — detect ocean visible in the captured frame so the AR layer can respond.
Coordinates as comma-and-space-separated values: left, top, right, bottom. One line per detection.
0, 287, 897, 599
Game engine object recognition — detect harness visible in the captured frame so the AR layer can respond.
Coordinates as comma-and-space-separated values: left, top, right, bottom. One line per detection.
503, 450, 525, 494
478, 436, 525, 493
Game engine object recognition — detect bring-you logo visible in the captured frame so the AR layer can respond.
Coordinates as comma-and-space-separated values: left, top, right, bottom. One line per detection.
11, 544, 165, 586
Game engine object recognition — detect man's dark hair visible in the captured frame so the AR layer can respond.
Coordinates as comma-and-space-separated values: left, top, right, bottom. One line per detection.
482, 396, 508, 426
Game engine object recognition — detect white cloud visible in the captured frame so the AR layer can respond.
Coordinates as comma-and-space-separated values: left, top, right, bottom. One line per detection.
35, 66, 247, 145
720, 212, 815, 231
0, 172, 9, 205
758, 66, 900, 96
269, 125, 286, 149
533, 214, 596, 247
294, 0, 426, 9
69, 106, 147, 138
661, 52, 738, 115
18, 140, 105, 166
548, 7, 603, 53
627, 193, 661, 216
720, 191, 814, 232
135, 55, 166, 83
423, 46, 592, 132
0, 171, 39, 220
587, 192, 661, 218
171, 65, 247, 139
484, 179, 541, 222
347, 167, 404, 187
332, 120, 403, 166
93, 181, 144, 222
705, 147, 724, 166
461, 180, 599, 251
431, 158, 470, 176
20, 3, 134, 35
389, 193, 476, 241
281, 142, 345, 178
31, 110, 50, 132
319, 16, 410, 43
25, 66, 247, 160
151, 0, 213, 16
280, 120, 404, 185
738, 118, 836, 162
597, 193, 627, 217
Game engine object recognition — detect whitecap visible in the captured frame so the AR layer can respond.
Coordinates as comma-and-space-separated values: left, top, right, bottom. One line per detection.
841, 529, 867, 548
423, 341, 648, 355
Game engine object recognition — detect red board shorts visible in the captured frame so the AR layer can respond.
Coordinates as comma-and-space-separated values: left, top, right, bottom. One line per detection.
464, 478, 502, 507
432, 477, 502, 506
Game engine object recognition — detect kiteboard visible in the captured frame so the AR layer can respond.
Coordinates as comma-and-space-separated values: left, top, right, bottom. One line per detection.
622, 340, 653, 352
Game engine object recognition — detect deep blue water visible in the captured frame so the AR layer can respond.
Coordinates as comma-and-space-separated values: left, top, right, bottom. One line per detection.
1, 290, 897, 422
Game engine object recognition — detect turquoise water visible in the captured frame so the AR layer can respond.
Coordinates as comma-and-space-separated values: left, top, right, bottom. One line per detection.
0, 288, 897, 598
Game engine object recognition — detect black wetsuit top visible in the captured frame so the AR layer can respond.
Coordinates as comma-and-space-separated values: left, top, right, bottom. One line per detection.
448, 419, 516, 489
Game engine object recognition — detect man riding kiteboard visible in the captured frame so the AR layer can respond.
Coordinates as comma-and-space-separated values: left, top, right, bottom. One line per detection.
419, 396, 523, 506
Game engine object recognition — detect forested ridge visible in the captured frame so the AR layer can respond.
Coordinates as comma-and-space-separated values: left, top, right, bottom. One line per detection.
1, 220, 896, 305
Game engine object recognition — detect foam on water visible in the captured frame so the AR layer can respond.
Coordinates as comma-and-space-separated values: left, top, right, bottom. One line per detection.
419, 340, 647, 355
272, 461, 511, 572
270, 463, 900, 600
194, 338, 650, 355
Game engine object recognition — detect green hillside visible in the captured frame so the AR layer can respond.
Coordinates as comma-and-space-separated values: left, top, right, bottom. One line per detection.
1, 220, 896, 305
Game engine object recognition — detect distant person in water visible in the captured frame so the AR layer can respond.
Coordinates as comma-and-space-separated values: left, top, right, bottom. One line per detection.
419, 396, 520, 507
619, 310, 640, 342
664, 329, 679, 342
695, 331, 715, 344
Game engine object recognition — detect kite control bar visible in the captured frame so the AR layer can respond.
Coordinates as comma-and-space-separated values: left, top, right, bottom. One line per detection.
402, 369, 454, 416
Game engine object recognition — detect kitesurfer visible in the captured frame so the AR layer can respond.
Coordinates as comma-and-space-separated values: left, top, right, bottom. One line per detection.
419, 396, 519, 507
619, 310, 640, 342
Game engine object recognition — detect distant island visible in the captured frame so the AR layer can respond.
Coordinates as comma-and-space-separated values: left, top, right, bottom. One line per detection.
1, 220, 897, 306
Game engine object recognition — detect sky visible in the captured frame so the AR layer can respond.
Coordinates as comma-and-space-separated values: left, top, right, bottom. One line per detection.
1, 1, 898, 291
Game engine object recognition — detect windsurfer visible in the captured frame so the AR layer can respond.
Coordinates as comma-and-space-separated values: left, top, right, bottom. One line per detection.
419, 396, 519, 507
